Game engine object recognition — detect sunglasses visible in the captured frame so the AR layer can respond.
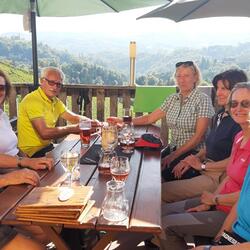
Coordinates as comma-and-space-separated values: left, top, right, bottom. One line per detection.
43, 78, 62, 88
175, 61, 194, 68
229, 100, 250, 109
0, 85, 6, 92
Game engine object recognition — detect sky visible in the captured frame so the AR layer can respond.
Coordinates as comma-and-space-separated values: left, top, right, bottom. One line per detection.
1, 6, 250, 36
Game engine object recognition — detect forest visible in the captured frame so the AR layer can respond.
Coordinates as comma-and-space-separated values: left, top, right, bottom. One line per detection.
1, 36, 250, 85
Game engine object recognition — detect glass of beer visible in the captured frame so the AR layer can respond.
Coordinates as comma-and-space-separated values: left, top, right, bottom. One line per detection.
110, 156, 130, 182
101, 124, 118, 152
79, 119, 91, 148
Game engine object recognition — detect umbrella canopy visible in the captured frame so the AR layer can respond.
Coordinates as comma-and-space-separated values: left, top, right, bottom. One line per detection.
0, 0, 168, 85
138, 0, 250, 22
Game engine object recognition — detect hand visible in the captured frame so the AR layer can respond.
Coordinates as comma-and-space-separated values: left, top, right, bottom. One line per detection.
161, 152, 176, 170
172, 160, 191, 179
200, 191, 216, 206
186, 203, 211, 213
192, 246, 205, 250
91, 119, 102, 128
4, 169, 40, 187
22, 157, 54, 171
107, 117, 123, 125
182, 154, 202, 170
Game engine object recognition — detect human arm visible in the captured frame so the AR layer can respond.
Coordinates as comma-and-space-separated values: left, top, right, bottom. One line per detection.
0, 169, 40, 187
183, 156, 230, 172
193, 243, 250, 250
163, 117, 210, 166
107, 108, 165, 126
0, 153, 54, 170
214, 202, 238, 241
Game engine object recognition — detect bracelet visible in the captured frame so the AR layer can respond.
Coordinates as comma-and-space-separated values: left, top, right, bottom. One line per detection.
203, 245, 212, 250
17, 156, 23, 168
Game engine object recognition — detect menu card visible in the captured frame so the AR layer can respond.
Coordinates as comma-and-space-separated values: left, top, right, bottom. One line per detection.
15, 186, 94, 224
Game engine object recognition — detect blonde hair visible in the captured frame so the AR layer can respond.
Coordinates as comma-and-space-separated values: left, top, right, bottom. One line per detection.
174, 61, 202, 87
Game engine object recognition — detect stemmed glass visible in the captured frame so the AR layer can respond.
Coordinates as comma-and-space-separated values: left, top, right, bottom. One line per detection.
119, 124, 135, 154
60, 150, 80, 187
123, 108, 133, 124
110, 156, 130, 182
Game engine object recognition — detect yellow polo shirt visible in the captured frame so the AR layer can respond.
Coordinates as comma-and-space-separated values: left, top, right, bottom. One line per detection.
17, 87, 66, 157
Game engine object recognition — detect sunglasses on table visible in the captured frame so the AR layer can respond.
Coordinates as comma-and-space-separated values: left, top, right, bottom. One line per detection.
229, 100, 250, 109
0, 85, 6, 91
175, 61, 194, 68
43, 78, 62, 88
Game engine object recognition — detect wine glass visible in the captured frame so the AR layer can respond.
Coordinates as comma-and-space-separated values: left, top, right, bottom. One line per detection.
110, 156, 130, 182
123, 108, 133, 124
101, 124, 118, 152
60, 150, 80, 187
119, 124, 135, 154
98, 151, 117, 175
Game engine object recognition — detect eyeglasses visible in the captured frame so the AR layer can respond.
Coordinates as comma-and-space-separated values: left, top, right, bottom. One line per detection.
0, 85, 6, 92
43, 78, 62, 88
176, 61, 194, 68
229, 100, 250, 109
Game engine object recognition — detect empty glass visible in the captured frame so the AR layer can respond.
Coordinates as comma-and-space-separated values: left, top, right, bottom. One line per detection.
102, 180, 129, 222
98, 151, 117, 175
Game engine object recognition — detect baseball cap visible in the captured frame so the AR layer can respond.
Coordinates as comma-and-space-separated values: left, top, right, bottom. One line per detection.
135, 133, 163, 149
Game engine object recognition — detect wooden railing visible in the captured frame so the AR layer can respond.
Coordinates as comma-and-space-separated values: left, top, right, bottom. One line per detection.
6, 83, 214, 145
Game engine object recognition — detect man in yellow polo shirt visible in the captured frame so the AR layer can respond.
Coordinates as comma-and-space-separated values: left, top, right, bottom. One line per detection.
18, 67, 98, 157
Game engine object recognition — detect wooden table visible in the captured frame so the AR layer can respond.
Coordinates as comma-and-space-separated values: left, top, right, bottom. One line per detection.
0, 125, 162, 250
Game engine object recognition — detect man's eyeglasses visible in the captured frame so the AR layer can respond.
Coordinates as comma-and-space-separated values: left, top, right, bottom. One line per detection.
0, 85, 6, 92
43, 78, 62, 88
229, 100, 250, 109
176, 61, 194, 68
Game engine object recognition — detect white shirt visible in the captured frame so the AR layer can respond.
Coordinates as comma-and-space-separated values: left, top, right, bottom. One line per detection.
0, 109, 18, 156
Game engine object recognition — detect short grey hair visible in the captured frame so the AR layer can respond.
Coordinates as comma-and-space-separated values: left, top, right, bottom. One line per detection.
229, 82, 250, 103
40, 67, 65, 82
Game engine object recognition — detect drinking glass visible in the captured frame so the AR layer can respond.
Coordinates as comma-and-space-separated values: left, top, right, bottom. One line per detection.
79, 119, 91, 148
110, 156, 130, 182
60, 150, 80, 187
98, 151, 117, 175
119, 124, 135, 154
101, 124, 118, 152
123, 108, 132, 124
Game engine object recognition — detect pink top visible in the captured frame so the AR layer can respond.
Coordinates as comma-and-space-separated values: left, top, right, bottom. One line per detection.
217, 131, 250, 213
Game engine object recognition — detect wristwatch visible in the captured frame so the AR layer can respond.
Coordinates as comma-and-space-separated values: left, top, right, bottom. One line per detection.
17, 156, 23, 168
203, 245, 212, 250
201, 163, 206, 171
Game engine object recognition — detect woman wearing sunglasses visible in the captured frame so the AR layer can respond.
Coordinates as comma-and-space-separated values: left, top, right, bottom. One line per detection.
162, 69, 247, 203
109, 61, 214, 180
158, 82, 250, 250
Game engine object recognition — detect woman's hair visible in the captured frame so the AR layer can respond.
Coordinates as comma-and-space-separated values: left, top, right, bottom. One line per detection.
40, 67, 65, 82
0, 69, 12, 101
212, 69, 248, 91
228, 82, 250, 105
174, 61, 202, 86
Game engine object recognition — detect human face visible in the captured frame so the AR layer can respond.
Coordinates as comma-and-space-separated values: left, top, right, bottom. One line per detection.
230, 88, 250, 126
40, 71, 63, 99
216, 80, 231, 107
0, 76, 6, 105
175, 66, 197, 95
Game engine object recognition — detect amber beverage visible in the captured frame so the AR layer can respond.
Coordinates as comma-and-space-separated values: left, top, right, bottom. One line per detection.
123, 115, 132, 124
111, 171, 129, 182
80, 128, 91, 147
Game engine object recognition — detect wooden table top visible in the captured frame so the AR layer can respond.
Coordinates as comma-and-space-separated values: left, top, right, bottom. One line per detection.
0, 125, 162, 244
